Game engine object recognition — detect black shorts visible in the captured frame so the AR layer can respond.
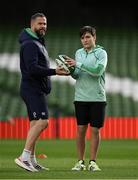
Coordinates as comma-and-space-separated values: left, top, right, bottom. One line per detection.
20, 87, 49, 121
74, 101, 107, 128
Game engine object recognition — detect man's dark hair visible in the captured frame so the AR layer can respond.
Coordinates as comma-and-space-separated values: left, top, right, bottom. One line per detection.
80, 26, 96, 37
31, 12, 46, 20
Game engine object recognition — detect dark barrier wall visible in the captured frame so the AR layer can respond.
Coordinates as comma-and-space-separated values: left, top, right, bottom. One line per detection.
0, 0, 138, 28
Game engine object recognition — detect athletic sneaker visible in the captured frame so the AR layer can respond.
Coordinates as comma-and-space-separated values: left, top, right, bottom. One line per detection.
32, 163, 49, 171
87, 161, 101, 171
71, 160, 86, 171
14, 157, 38, 172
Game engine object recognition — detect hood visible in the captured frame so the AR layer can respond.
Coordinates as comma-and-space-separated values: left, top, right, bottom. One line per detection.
83, 45, 104, 54
19, 28, 39, 44
92, 45, 104, 53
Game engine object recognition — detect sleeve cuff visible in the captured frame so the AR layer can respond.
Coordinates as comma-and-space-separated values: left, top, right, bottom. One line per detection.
76, 62, 83, 68
51, 69, 56, 75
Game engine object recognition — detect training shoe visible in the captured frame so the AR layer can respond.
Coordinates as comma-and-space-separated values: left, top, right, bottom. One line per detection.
71, 160, 86, 171
87, 161, 101, 171
14, 157, 38, 172
32, 163, 49, 171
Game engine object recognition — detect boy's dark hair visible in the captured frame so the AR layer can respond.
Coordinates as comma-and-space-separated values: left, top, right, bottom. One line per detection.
31, 12, 46, 20
80, 26, 96, 37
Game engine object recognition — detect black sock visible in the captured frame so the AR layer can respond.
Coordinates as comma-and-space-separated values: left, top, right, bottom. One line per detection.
79, 160, 84, 164
89, 160, 96, 163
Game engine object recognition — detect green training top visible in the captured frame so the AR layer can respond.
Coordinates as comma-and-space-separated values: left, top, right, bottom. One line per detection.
71, 45, 108, 102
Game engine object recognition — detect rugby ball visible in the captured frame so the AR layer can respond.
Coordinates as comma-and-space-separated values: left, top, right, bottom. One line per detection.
55, 54, 75, 74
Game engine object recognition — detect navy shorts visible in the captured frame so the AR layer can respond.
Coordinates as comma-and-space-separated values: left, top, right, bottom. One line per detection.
74, 101, 107, 128
20, 87, 49, 121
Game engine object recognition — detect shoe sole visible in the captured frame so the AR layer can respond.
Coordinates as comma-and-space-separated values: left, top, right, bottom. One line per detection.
14, 158, 36, 172
34, 165, 49, 171
88, 169, 101, 171
72, 169, 86, 171
35, 167, 50, 171
88, 167, 101, 171
71, 167, 86, 171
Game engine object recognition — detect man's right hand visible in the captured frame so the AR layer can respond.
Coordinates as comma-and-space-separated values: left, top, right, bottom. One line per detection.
55, 66, 70, 75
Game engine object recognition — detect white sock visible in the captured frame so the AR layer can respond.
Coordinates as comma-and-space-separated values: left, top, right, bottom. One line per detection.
30, 154, 37, 165
21, 149, 31, 161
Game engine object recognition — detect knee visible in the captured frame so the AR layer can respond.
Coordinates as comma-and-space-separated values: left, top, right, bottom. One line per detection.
92, 127, 99, 136
77, 126, 87, 137
38, 119, 49, 130
43, 120, 49, 129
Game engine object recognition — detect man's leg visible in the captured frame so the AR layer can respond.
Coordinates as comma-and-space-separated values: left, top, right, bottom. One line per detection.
15, 119, 48, 172
21, 120, 37, 164
87, 126, 101, 171
27, 120, 49, 170
90, 127, 100, 161
30, 120, 37, 155
29, 120, 38, 167
71, 125, 87, 171
76, 125, 88, 160
24, 119, 48, 151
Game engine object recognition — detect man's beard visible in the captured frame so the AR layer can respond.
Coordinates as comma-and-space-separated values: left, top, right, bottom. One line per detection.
35, 29, 46, 38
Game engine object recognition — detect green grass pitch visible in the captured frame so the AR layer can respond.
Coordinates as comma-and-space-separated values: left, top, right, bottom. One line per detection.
0, 139, 138, 179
